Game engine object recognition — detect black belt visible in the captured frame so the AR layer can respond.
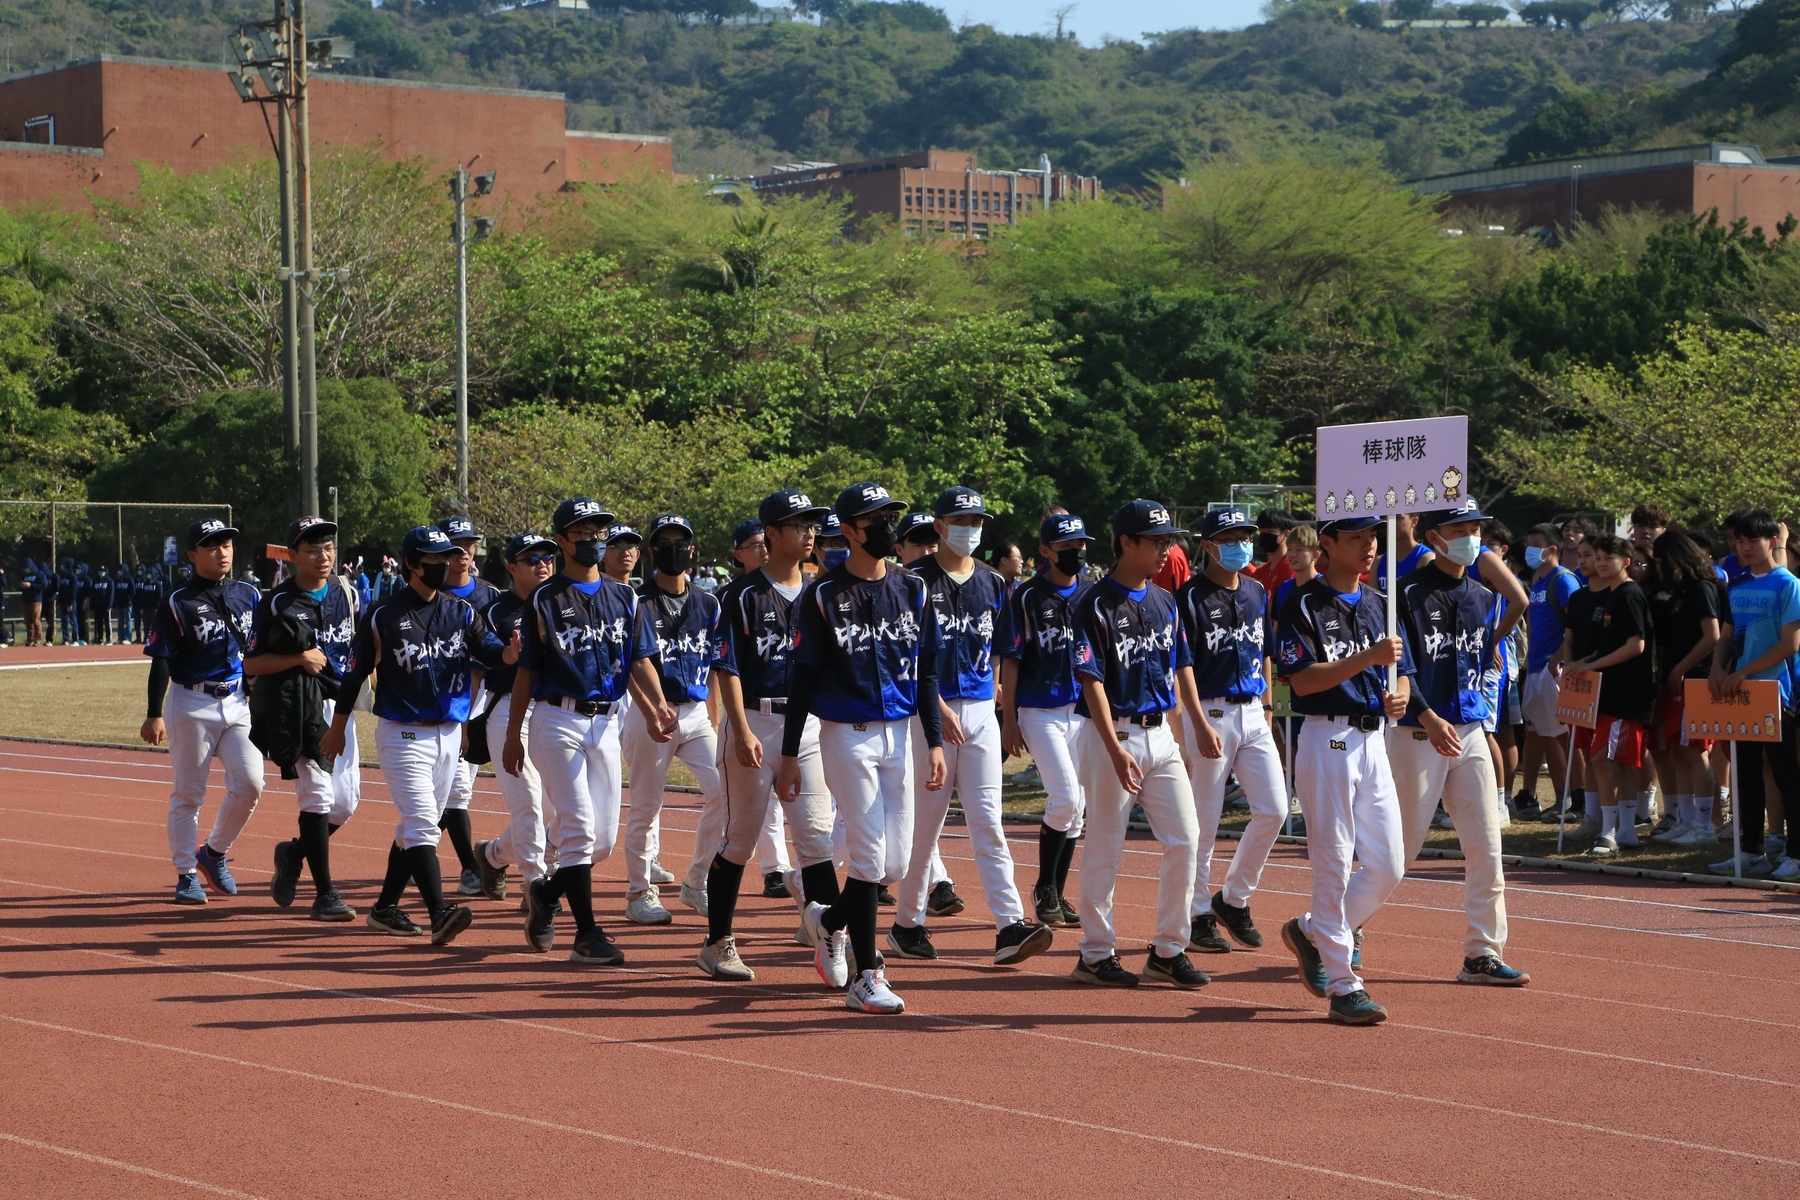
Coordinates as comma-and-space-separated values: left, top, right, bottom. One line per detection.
557, 696, 615, 717
1205, 695, 1254, 705
1124, 712, 1165, 728
182, 681, 239, 699
1342, 714, 1384, 732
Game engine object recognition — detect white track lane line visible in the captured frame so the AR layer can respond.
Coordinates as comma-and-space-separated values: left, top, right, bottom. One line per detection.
0, 1131, 271, 1198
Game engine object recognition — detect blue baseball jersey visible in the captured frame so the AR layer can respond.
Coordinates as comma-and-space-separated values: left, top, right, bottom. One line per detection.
1726, 567, 1800, 707
248, 579, 358, 677
913, 557, 1008, 701
1375, 542, 1432, 584
1072, 576, 1192, 720
1395, 563, 1499, 726
446, 576, 502, 614
789, 566, 941, 724
1176, 573, 1269, 700
349, 587, 502, 724
480, 590, 530, 698
1275, 577, 1415, 718
519, 574, 657, 705
637, 581, 721, 704
997, 573, 1088, 710
1525, 567, 1579, 673
144, 578, 260, 686
711, 569, 806, 702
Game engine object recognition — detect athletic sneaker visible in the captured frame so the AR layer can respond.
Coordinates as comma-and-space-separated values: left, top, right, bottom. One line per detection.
886, 923, 938, 960
1648, 814, 1679, 841
1058, 894, 1079, 926
173, 873, 206, 905
1210, 892, 1263, 948
310, 890, 355, 922
1765, 835, 1788, 862
474, 840, 507, 902
1457, 955, 1530, 986
193, 844, 238, 896
877, 886, 896, 907
1708, 851, 1772, 878
1433, 805, 1455, 830
792, 922, 813, 947
524, 877, 556, 952
679, 882, 709, 917
1771, 857, 1800, 882
1281, 918, 1328, 998
1351, 926, 1365, 972
1033, 883, 1066, 927
994, 920, 1054, 965
1511, 791, 1542, 820
803, 902, 849, 987
762, 871, 788, 898
1672, 823, 1719, 847
1143, 948, 1210, 988
1536, 802, 1571, 824
1328, 989, 1388, 1025
430, 904, 473, 946
697, 936, 755, 981
782, 870, 805, 906
571, 925, 625, 966
926, 880, 965, 917
1616, 822, 1640, 848
626, 886, 673, 926
1589, 834, 1618, 858
846, 968, 906, 1014
367, 904, 422, 936
270, 839, 303, 908
1187, 912, 1231, 954
648, 859, 677, 886
1070, 954, 1139, 987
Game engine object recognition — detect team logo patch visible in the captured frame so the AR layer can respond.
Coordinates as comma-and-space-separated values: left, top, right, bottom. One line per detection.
853, 723, 867, 731
401, 731, 416, 740
952, 491, 982, 510
1208, 709, 1224, 718
1412, 730, 1430, 741
1329, 738, 1347, 751
1116, 731, 1129, 743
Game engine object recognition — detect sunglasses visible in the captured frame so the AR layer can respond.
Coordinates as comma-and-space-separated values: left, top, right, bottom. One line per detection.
516, 554, 556, 566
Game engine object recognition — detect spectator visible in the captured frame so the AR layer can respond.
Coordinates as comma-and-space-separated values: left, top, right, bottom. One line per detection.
1565, 534, 1654, 858
1244, 510, 1296, 591
20, 558, 43, 646
1646, 529, 1722, 847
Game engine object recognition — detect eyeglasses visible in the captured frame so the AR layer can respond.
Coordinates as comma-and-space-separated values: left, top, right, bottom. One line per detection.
773, 522, 820, 535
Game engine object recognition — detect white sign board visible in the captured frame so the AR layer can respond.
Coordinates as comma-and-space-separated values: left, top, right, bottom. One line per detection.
1316, 415, 1470, 518
163, 536, 178, 565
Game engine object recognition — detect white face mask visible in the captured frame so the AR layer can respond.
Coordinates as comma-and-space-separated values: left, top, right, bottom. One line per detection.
1442, 535, 1482, 568
943, 524, 982, 558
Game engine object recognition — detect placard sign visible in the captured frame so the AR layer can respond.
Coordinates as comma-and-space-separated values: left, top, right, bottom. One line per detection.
1316, 415, 1470, 518
1554, 668, 1601, 729
1683, 679, 1782, 742
265, 543, 293, 563
162, 535, 178, 565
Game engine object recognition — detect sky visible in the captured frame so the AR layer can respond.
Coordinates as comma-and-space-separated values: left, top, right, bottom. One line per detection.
940, 0, 1266, 42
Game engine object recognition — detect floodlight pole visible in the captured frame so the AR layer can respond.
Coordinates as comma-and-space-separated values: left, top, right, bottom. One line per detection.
451, 165, 470, 511
276, 0, 299, 500
294, 0, 320, 518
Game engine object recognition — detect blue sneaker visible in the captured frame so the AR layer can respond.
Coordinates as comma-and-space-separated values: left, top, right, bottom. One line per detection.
1281, 918, 1329, 998
1351, 926, 1364, 972
193, 844, 239, 896
1458, 955, 1530, 986
174, 873, 206, 905
1328, 988, 1388, 1025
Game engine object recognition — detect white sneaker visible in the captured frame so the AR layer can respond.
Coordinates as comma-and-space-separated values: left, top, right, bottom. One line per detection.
1651, 820, 1690, 844
793, 922, 813, 947
803, 902, 849, 987
1589, 835, 1618, 858
625, 886, 673, 925
679, 882, 709, 917
1672, 824, 1719, 846
648, 859, 676, 886
1772, 857, 1800, 882
1616, 824, 1640, 848
846, 968, 906, 1014
782, 869, 805, 907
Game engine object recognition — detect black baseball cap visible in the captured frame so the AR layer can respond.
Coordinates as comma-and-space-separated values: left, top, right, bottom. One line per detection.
1040, 513, 1090, 544
733, 519, 765, 547
504, 532, 557, 561
1417, 499, 1486, 532
819, 511, 843, 539
759, 489, 829, 526
1112, 500, 1185, 538
897, 512, 939, 543
552, 497, 615, 534
932, 486, 989, 520
1319, 515, 1382, 536
437, 515, 481, 542
605, 523, 643, 545
286, 515, 337, 547
1196, 509, 1257, 540
834, 482, 906, 522
401, 526, 455, 558
186, 517, 239, 549
647, 513, 694, 541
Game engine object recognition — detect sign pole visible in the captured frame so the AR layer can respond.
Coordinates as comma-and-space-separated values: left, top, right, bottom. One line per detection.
1556, 732, 1575, 853
1730, 740, 1742, 880
1386, 513, 1398, 692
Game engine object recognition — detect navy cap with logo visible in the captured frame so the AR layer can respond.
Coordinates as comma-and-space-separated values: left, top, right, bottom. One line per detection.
647, 513, 694, 541
932, 486, 989, 520
1196, 509, 1257, 540
401, 525, 456, 558
1417, 498, 1486, 532
605, 523, 643, 545
1040, 512, 1091, 545
758, 489, 829, 526
833, 482, 907, 523
437, 515, 481, 542
1319, 515, 1383, 536
552, 497, 615, 534
819, 511, 843, 539
1112, 499, 1185, 538
733, 519, 766, 547
186, 517, 240, 550
504, 532, 557, 562
286, 515, 337, 547
897, 512, 939, 543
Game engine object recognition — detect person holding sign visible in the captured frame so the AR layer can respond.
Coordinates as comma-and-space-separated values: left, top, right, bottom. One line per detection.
1386, 501, 1529, 986
1708, 510, 1800, 880
1274, 514, 1414, 1025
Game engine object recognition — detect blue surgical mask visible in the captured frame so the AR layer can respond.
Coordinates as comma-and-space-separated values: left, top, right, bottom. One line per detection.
1443, 535, 1482, 568
1524, 546, 1546, 569
823, 548, 850, 570
1215, 541, 1254, 572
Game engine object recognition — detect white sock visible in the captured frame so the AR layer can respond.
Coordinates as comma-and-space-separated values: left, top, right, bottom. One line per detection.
1617, 799, 1639, 844
1697, 793, 1715, 821
1638, 788, 1657, 818
1601, 804, 1619, 837
1678, 793, 1697, 825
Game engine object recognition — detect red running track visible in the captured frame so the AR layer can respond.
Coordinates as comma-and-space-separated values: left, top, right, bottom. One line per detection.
0, 644, 145, 668
1, 742, 1796, 1199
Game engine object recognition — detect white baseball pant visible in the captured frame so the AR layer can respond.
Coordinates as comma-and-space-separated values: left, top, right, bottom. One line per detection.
622, 699, 726, 893
1387, 721, 1508, 960
1187, 699, 1286, 913
483, 692, 553, 884
757, 800, 791, 875
294, 698, 360, 823
375, 718, 460, 850
446, 757, 475, 812
1077, 717, 1198, 962
164, 685, 265, 872
818, 718, 915, 885
529, 700, 623, 868
1019, 703, 1085, 839
898, 696, 1024, 930
1294, 716, 1406, 997
718, 709, 834, 867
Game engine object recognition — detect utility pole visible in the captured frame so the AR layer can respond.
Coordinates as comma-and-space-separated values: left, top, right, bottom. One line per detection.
276, 2, 299, 512
448, 166, 496, 511
293, 0, 320, 518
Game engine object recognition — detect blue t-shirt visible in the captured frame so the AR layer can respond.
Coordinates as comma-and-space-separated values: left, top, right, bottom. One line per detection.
1525, 567, 1580, 674
1726, 567, 1800, 706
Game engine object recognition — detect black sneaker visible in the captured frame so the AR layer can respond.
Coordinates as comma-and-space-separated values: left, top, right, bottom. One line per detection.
1537, 802, 1572, 824
926, 880, 965, 917
1281, 917, 1328, 998
1070, 954, 1138, 987
1033, 883, 1066, 926
310, 890, 355, 922
877, 886, 896, 907
1187, 912, 1231, 954
430, 904, 473, 946
1058, 894, 1079, 926
1328, 988, 1388, 1025
270, 839, 303, 908
473, 839, 507, 902
994, 920, 1054, 965
762, 871, 788, 898
571, 925, 625, 966
885, 923, 938, 960
1511, 790, 1541, 820
1210, 892, 1263, 948
525, 876, 556, 953
1144, 947, 1210, 989
367, 904, 422, 937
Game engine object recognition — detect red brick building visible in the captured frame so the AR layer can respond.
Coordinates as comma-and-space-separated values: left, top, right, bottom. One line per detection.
1415, 143, 1800, 236
0, 56, 672, 211
742, 148, 1101, 237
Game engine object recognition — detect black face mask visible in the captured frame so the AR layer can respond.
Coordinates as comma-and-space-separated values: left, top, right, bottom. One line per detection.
1054, 546, 1087, 578
416, 561, 449, 590
858, 518, 897, 560
1257, 531, 1282, 555
569, 539, 604, 568
654, 541, 697, 577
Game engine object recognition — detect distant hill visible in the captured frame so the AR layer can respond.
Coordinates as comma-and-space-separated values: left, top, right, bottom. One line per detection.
0, 0, 1758, 182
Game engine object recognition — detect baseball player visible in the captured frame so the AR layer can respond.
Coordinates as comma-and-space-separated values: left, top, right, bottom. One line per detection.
999, 510, 1093, 928
436, 515, 502, 897
1068, 500, 1209, 991
727, 518, 799, 894
778, 482, 946, 1014
894, 511, 961, 915
603, 522, 642, 586
141, 519, 265, 905
1388, 501, 1529, 986
890, 486, 1053, 965
502, 498, 676, 966
621, 513, 727, 925
1176, 508, 1287, 956
815, 511, 849, 574
248, 516, 361, 922
701, 490, 841, 980
1274, 514, 1414, 1025
896, 512, 939, 566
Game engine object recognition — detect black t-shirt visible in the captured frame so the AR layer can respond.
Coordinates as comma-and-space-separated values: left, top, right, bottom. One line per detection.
1593, 581, 1654, 722
1564, 587, 1603, 661
1650, 578, 1723, 683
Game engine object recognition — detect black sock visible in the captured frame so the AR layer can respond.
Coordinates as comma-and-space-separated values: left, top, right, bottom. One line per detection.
376, 842, 411, 909
438, 808, 478, 873
707, 854, 747, 944
800, 861, 840, 908
554, 864, 595, 933
839, 878, 879, 978
1055, 835, 1078, 896
297, 811, 333, 895
405, 845, 448, 919
1036, 823, 1067, 892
